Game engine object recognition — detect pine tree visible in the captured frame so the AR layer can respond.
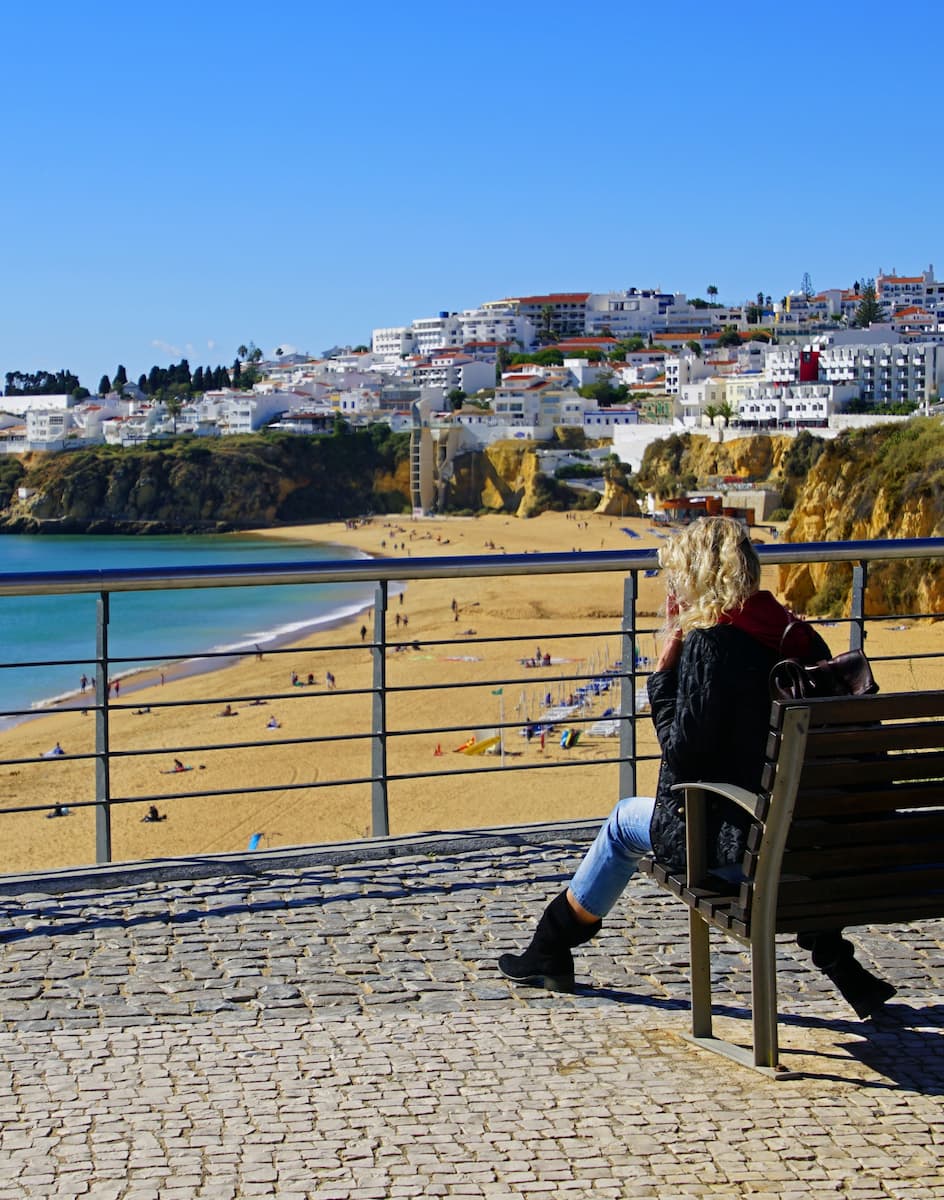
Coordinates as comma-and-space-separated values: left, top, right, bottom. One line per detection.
853, 279, 882, 328
98, 375, 111, 396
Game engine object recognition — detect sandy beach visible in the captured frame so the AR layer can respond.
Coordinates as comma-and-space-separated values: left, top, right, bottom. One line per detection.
2, 511, 941, 875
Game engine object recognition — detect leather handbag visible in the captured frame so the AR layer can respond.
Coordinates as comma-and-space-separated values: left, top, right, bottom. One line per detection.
770, 646, 878, 702
769, 619, 878, 701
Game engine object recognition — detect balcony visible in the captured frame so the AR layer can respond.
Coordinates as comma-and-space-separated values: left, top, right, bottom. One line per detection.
1, 545, 942, 1184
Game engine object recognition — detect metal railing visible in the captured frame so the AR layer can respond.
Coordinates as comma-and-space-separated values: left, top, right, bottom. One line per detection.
1, 536, 943, 870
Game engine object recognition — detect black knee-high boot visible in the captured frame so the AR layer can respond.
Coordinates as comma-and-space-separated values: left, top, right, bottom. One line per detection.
797, 931, 896, 1018
498, 891, 602, 992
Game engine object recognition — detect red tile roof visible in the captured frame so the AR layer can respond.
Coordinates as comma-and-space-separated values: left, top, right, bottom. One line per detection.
511, 293, 591, 305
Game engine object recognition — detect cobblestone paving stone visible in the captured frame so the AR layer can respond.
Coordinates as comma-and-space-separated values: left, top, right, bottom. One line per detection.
0, 832, 942, 1197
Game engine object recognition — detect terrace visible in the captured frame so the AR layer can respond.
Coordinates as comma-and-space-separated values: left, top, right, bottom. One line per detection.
0, 538, 942, 1196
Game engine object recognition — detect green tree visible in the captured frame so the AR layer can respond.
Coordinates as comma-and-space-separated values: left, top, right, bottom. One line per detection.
685, 339, 703, 357
237, 344, 249, 360
98, 375, 112, 395
113, 364, 128, 389
853, 278, 882, 328
716, 326, 741, 348
745, 304, 763, 324
801, 272, 814, 299
706, 284, 718, 302
537, 305, 558, 344
165, 395, 183, 433
447, 388, 466, 410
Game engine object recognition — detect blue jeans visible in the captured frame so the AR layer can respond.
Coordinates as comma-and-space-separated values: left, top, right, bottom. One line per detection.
568, 796, 655, 918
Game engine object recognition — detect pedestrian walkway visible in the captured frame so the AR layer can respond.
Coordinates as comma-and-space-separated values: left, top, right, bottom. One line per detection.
0, 822, 942, 1198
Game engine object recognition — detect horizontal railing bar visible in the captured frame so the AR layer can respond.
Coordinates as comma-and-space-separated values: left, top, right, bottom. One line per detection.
2, 538, 943, 598
0, 706, 637, 768
0, 626, 633, 674
3, 750, 644, 817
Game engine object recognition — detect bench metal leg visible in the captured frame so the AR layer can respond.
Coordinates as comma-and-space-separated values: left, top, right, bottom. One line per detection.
682, 916, 801, 1080
689, 909, 712, 1039
751, 932, 780, 1069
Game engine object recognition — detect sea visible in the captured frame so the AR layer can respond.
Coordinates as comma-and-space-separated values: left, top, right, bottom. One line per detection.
0, 533, 378, 729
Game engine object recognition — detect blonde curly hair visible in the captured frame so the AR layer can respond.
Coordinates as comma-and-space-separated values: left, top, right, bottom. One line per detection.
658, 516, 760, 635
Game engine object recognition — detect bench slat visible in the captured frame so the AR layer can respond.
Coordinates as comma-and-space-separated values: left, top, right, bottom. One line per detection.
805, 722, 944, 756
782, 835, 944, 875
782, 811, 944, 850
776, 866, 944, 905
776, 692, 944, 725
793, 783, 944, 818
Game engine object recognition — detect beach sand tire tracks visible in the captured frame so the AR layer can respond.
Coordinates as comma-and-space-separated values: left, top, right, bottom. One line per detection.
201, 761, 317, 854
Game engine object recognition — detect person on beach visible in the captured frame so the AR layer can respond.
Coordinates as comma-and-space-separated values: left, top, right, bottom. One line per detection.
266, 716, 281, 729
173, 759, 185, 772
218, 704, 237, 717
42, 742, 65, 758
143, 805, 165, 822
80, 674, 88, 694
46, 804, 69, 818
497, 516, 897, 1020
326, 672, 336, 689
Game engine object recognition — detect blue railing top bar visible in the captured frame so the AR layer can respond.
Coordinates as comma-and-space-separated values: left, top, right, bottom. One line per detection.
1, 536, 942, 598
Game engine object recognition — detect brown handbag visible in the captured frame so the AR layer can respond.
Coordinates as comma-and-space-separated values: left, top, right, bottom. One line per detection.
769, 622, 879, 701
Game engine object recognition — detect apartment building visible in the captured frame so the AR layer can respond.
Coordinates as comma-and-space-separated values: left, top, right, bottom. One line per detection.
816, 341, 944, 404
502, 292, 590, 340
876, 265, 944, 315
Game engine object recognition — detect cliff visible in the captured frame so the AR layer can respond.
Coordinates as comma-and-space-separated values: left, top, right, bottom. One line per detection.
0, 432, 413, 533
637, 430, 802, 495
637, 425, 944, 615
777, 419, 944, 615
445, 442, 608, 517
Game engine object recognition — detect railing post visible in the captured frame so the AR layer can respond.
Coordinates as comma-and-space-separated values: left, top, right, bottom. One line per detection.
849, 561, 867, 651
619, 571, 638, 801
95, 591, 112, 863
371, 580, 389, 837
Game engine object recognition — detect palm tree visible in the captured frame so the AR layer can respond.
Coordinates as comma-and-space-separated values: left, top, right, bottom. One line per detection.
166, 395, 183, 433
703, 404, 719, 429
707, 285, 718, 302
237, 344, 248, 361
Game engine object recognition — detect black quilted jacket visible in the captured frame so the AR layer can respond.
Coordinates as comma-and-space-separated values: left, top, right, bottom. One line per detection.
646, 621, 830, 872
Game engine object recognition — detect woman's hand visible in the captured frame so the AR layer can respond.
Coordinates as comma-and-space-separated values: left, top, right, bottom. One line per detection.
655, 630, 683, 671
656, 593, 683, 671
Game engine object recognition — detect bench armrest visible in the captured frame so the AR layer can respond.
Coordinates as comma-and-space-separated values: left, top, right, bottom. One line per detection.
670, 780, 765, 818
670, 781, 764, 886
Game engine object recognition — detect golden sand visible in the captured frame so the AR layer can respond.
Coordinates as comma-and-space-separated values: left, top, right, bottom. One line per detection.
2, 511, 941, 874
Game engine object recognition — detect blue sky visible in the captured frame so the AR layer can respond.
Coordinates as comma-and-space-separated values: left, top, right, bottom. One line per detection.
3, 0, 942, 390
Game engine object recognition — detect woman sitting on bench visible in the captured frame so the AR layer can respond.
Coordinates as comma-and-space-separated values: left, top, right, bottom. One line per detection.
498, 516, 896, 1019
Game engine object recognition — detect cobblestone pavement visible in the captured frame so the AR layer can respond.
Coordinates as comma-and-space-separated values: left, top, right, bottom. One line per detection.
0, 829, 942, 1198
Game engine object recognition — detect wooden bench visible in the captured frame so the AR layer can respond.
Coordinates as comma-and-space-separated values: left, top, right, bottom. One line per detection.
637, 690, 944, 1077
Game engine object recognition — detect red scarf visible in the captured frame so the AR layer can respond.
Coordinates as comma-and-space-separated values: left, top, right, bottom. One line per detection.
718, 590, 815, 657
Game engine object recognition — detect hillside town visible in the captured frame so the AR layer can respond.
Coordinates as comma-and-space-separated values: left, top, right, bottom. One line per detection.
4, 268, 944, 487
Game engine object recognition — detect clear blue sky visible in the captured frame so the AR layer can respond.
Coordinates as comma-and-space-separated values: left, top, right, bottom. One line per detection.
3, 0, 942, 390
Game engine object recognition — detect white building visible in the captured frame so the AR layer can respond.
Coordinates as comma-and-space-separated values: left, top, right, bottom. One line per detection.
371, 326, 415, 357
409, 352, 494, 395
456, 307, 535, 349
1, 392, 76, 417
815, 341, 944, 405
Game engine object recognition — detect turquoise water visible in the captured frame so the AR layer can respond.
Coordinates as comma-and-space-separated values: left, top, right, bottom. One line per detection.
0, 533, 377, 726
